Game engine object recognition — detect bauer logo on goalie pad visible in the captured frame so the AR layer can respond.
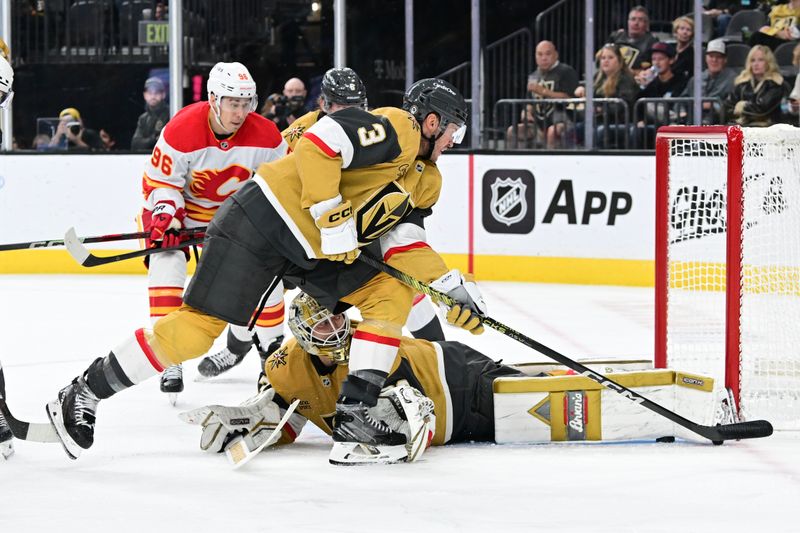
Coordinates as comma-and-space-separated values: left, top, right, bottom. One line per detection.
482, 169, 535, 234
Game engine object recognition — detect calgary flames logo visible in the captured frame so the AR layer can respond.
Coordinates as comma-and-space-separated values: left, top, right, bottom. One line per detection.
189, 164, 252, 202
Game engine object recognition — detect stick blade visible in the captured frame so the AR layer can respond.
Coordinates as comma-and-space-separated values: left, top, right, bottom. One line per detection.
709, 420, 774, 443
64, 227, 91, 266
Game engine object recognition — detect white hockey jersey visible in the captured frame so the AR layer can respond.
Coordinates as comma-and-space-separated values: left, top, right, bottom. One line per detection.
142, 101, 288, 223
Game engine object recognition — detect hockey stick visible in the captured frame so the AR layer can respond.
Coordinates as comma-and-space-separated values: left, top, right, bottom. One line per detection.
356, 252, 773, 444
0, 364, 61, 443
64, 226, 205, 267
0, 227, 205, 252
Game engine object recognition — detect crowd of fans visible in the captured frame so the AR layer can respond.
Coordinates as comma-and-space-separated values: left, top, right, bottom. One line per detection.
506, 2, 800, 150
8, 2, 800, 152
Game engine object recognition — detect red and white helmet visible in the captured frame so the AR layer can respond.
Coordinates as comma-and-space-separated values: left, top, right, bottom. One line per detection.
0, 55, 14, 109
207, 61, 257, 112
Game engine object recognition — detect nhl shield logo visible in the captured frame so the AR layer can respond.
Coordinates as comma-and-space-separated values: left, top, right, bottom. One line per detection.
490, 178, 527, 226
482, 169, 535, 234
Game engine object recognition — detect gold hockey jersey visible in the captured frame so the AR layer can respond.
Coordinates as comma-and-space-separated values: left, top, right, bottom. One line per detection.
252, 106, 443, 268
266, 336, 451, 446
281, 110, 322, 150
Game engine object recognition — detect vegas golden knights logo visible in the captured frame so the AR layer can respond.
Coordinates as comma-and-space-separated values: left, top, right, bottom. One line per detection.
355, 182, 412, 243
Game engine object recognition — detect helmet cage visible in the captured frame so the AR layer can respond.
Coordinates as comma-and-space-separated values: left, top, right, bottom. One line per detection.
288, 293, 352, 364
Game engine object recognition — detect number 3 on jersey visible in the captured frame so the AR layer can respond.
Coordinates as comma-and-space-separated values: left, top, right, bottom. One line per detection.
358, 123, 387, 147
151, 147, 173, 176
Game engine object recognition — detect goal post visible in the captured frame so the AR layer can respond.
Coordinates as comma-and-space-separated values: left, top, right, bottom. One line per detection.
655, 124, 800, 430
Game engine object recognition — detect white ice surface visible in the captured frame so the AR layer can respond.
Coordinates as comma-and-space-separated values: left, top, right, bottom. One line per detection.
0, 276, 797, 532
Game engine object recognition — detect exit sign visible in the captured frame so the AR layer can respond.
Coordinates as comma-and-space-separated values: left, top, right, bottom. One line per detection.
138, 21, 169, 46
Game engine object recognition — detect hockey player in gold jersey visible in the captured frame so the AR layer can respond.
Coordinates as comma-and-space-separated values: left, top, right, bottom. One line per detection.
280, 68, 446, 344
44, 78, 486, 464
188, 293, 524, 464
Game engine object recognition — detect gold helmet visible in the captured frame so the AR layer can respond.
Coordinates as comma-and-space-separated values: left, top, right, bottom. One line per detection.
288, 292, 351, 364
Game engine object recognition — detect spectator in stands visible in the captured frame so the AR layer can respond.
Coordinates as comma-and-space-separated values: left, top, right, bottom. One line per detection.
748, 0, 800, 50
671, 16, 695, 79
634, 43, 688, 148
574, 43, 638, 148
608, 5, 659, 72
788, 43, 800, 116
48, 107, 104, 151
704, 1, 740, 38
32, 133, 51, 151
727, 44, 789, 126
131, 77, 169, 151
261, 77, 309, 130
678, 38, 737, 124
637, 43, 688, 99
100, 128, 117, 151
505, 40, 579, 149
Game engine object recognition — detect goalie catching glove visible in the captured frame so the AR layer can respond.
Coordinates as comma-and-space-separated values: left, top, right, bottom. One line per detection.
430, 269, 487, 334
178, 388, 284, 454
147, 201, 187, 248
310, 194, 360, 264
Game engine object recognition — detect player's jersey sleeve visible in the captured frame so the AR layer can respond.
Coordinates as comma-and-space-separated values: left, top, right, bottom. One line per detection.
141, 126, 190, 210
293, 107, 403, 208
281, 110, 321, 152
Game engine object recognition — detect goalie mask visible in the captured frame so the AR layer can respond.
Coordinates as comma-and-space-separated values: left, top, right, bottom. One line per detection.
288, 293, 351, 364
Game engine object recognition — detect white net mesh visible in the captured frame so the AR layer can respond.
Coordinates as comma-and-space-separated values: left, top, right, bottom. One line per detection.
664, 126, 800, 430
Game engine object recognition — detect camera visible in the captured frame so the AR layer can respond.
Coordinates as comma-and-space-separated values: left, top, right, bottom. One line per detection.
267, 94, 305, 121
67, 121, 82, 136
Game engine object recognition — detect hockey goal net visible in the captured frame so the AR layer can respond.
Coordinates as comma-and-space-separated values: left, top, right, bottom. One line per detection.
655, 125, 800, 430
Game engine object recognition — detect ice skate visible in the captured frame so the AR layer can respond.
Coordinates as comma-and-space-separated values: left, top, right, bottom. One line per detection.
197, 348, 245, 379
257, 335, 284, 390
0, 412, 13, 459
329, 401, 408, 466
160, 364, 183, 406
46, 375, 100, 460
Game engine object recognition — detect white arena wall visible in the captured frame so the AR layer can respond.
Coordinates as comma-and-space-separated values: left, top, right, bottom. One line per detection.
0, 153, 655, 286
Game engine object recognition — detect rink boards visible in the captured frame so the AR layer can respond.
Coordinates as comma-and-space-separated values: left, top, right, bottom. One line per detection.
0, 152, 655, 285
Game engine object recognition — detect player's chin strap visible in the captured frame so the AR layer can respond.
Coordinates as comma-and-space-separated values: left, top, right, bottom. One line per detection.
211, 95, 233, 135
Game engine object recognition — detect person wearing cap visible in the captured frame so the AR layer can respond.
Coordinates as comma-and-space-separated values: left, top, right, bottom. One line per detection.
635, 42, 688, 148
608, 5, 659, 72
131, 76, 169, 151
678, 38, 737, 125
637, 42, 688, 99
48, 107, 104, 151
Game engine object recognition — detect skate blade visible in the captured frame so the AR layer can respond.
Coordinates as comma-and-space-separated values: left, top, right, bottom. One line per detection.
45, 401, 81, 460
167, 393, 179, 406
328, 442, 408, 466
0, 440, 13, 460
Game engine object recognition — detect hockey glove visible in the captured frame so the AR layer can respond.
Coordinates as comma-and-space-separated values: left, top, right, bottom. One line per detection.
311, 195, 360, 264
430, 269, 487, 335
148, 202, 187, 248
179, 388, 283, 453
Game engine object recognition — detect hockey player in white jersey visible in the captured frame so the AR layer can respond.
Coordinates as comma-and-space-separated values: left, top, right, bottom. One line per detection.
140, 62, 288, 400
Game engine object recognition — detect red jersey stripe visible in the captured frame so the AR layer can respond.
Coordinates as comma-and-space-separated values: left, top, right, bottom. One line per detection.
353, 330, 401, 347
134, 328, 166, 372
303, 132, 339, 158
383, 241, 430, 261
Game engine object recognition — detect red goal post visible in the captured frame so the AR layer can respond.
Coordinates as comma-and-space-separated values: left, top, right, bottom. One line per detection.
655, 125, 800, 430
